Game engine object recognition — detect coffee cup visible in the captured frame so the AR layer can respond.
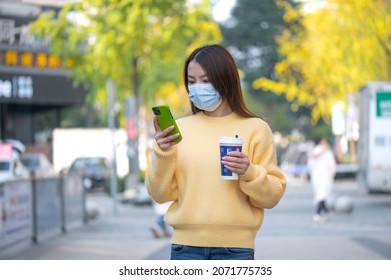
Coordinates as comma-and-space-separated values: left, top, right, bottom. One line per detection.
219, 136, 243, 180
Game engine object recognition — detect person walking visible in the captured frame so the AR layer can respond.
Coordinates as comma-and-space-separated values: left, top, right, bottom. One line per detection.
150, 201, 172, 238
146, 44, 286, 260
307, 137, 336, 223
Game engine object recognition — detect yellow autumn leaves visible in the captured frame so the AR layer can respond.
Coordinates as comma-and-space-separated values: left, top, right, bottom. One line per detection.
254, 0, 391, 122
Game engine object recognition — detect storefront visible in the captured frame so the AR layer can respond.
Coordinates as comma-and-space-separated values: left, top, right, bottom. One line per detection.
0, 1, 87, 152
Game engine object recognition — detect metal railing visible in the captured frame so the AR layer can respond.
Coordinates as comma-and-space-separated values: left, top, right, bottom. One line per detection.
0, 173, 86, 249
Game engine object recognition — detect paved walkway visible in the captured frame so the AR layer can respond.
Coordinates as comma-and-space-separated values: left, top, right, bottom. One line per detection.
1, 176, 391, 260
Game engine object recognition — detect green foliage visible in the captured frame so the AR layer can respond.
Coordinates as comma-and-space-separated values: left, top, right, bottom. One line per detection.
29, 0, 221, 126
219, 0, 303, 134
308, 119, 332, 143
254, 0, 391, 122
105, 176, 126, 194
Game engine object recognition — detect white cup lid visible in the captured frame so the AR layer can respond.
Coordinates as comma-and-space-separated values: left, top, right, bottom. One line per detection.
219, 136, 243, 145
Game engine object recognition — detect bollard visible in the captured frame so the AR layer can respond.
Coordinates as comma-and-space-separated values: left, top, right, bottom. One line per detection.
334, 195, 354, 214
85, 200, 99, 220
31, 171, 38, 243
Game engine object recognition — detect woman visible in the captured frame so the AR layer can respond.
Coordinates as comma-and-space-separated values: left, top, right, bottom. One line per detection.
146, 44, 286, 260
307, 138, 336, 223
150, 201, 172, 238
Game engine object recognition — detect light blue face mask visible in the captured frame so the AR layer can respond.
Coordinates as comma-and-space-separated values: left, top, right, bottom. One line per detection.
188, 83, 222, 111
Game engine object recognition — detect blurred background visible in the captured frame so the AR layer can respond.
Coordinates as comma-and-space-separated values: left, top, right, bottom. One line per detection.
0, 0, 390, 259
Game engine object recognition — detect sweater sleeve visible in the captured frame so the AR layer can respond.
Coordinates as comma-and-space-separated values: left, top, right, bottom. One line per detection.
239, 123, 287, 209
145, 140, 178, 204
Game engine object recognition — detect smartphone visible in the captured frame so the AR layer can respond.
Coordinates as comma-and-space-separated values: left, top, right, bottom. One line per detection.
152, 105, 182, 142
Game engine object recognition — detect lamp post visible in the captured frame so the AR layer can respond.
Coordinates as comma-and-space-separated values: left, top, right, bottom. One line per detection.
107, 79, 118, 215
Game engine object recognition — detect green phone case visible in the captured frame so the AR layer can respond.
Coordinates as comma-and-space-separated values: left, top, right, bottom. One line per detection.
152, 105, 182, 142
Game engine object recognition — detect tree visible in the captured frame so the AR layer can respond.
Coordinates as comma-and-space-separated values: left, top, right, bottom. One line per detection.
254, 0, 391, 122
30, 0, 221, 126
219, 0, 302, 134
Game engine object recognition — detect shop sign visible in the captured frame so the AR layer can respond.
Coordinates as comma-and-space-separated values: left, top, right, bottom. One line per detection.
0, 143, 12, 159
0, 75, 33, 99
0, 49, 74, 70
376, 91, 391, 118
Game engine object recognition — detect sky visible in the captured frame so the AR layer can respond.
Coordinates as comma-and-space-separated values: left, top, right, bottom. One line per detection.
212, 0, 236, 22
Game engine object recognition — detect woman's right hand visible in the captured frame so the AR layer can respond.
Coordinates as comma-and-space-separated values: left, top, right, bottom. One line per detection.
153, 116, 181, 151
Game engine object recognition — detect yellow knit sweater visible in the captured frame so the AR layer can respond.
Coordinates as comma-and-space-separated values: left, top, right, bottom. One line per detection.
146, 111, 286, 249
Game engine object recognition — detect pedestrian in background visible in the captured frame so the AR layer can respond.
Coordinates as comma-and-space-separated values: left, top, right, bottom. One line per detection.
307, 137, 336, 223
150, 201, 172, 238
146, 44, 286, 260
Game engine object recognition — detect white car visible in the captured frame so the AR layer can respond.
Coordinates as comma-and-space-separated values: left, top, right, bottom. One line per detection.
0, 156, 30, 182
0, 140, 29, 182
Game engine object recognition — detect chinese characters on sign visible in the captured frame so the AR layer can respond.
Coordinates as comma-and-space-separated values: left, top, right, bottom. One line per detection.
0, 19, 14, 44
1, 49, 73, 69
0, 18, 86, 104
0, 18, 74, 70
0, 18, 48, 47
0, 76, 33, 99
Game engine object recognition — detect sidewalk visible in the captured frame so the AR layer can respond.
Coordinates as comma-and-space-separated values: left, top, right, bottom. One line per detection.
1, 176, 391, 260
1, 192, 171, 260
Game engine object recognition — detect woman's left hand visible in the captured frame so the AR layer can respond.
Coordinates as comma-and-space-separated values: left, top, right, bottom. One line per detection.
221, 151, 250, 176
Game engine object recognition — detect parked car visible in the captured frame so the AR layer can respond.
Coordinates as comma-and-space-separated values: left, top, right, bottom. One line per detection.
20, 153, 56, 178
0, 141, 29, 182
0, 157, 30, 182
65, 157, 111, 190
280, 142, 314, 179
121, 183, 153, 206
281, 141, 358, 180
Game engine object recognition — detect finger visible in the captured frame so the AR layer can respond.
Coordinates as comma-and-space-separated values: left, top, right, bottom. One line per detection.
221, 153, 249, 175
154, 125, 175, 141
221, 162, 244, 175
222, 155, 245, 163
226, 151, 244, 157
164, 133, 181, 142
221, 160, 242, 169
170, 133, 181, 141
161, 125, 175, 136
155, 133, 180, 147
153, 116, 161, 132
159, 139, 180, 151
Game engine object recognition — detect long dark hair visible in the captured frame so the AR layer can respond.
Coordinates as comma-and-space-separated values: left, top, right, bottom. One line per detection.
184, 44, 258, 118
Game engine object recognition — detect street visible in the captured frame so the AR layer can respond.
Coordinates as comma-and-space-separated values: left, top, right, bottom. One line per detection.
1, 175, 391, 260
256, 176, 391, 259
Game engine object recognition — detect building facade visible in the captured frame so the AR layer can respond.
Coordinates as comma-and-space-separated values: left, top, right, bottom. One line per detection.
0, 0, 86, 153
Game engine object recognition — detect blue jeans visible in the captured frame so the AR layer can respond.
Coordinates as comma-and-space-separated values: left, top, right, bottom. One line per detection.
157, 215, 169, 233
170, 244, 254, 260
